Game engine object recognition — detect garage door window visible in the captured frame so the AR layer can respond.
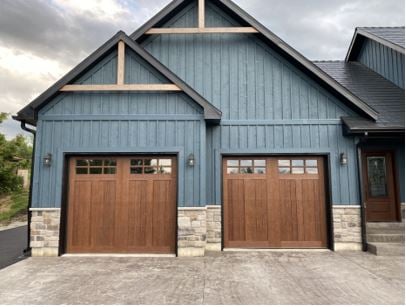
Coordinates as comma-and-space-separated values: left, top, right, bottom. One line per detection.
226, 159, 266, 174
278, 159, 318, 175
130, 158, 172, 175
75, 159, 117, 175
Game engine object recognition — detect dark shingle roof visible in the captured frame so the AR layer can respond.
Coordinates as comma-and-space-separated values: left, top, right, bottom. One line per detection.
359, 27, 405, 49
314, 61, 405, 133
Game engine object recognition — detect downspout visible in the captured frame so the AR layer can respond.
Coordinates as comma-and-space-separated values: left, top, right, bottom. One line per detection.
356, 138, 368, 252
20, 121, 36, 256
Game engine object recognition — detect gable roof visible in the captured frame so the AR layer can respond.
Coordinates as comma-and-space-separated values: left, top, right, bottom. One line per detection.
130, 0, 379, 121
346, 27, 405, 61
14, 31, 222, 126
315, 60, 405, 134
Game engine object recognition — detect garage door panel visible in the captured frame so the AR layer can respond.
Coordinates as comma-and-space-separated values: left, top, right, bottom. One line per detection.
66, 156, 176, 254
244, 179, 268, 242
70, 181, 92, 248
226, 179, 245, 242
91, 181, 116, 248
224, 157, 328, 249
127, 180, 149, 248
152, 179, 175, 249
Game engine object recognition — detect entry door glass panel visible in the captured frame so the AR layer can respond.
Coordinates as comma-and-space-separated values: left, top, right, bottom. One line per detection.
367, 157, 388, 197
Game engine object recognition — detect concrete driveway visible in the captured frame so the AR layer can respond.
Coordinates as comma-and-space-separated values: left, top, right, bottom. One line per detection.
0, 251, 404, 305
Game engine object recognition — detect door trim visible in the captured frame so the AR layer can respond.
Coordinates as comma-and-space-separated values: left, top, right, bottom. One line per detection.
60, 152, 179, 255
220, 153, 333, 251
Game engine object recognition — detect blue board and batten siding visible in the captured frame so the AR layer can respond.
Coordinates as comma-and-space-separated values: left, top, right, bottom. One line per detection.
143, 1, 360, 205
32, 0, 363, 209
32, 49, 207, 208
357, 38, 405, 89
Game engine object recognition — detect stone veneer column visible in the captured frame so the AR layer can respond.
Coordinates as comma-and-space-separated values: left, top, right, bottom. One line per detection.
177, 208, 207, 257
333, 206, 362, 251
206, 205, 222, 251
30, 209, 61, 257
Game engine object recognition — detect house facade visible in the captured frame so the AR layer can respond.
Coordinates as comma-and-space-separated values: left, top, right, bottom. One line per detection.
15, 0, 405, 257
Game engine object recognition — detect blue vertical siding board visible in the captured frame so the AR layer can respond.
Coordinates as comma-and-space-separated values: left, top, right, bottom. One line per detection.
256, 45, 265, 120
357, 38, 405, 88
273, 60, 283, 119
256, 126, 265, 148
75, 50, 117, 85
263, 52, 273, 119
265, 126, 274, 149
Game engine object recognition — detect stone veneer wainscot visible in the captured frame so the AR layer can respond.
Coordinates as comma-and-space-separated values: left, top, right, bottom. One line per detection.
30, 208, 61, 257
177, 205, 222, 256
333, 205, 362, 251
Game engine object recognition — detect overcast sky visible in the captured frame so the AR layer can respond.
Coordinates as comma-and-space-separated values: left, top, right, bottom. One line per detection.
0, 0, 404, 139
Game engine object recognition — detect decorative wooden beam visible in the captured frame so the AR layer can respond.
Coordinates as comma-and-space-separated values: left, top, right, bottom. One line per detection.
117, 41, 125, 85
60, 84, 182, 92
145, 27, 259, 34
198, 0, 205, 29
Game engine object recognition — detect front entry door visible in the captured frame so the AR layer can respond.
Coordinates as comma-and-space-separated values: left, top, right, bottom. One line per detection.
362, 152, 398, 222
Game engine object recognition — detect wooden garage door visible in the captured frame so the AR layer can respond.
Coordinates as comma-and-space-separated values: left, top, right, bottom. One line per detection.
66, 156, 176, 253
224, 157, 328, 248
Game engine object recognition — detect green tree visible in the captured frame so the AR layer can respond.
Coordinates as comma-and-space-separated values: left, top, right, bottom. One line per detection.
0, 114, 33, 194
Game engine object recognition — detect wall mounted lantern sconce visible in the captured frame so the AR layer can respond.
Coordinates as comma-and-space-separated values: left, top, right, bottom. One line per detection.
340, 153, 348, 166
187, 154, 195, 167
43, 153, 52, 167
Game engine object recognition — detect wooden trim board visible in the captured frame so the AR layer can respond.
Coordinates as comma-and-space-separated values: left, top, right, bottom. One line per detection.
145, 27, 259, 34
60, 84, 182, 92
117, 41, 125, 85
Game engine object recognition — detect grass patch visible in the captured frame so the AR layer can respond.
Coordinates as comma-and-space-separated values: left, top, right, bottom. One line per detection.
0, 191, 29, 223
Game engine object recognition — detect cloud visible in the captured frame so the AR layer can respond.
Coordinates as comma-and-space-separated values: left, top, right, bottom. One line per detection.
237, 0, 404, 59
0, 0, 404, 139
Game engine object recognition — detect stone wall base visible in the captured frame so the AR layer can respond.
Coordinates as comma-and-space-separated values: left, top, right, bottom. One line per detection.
30, 209, 61, 257
177, 206, 222, 257
31, 247, 59, 257
333, 206, 362, 251
334, 242, 362, 251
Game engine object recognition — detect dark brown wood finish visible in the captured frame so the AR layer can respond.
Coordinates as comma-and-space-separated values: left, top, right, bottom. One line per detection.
362, 151, 398, 222
66, 156, 176, 253
223, 157, 328, 249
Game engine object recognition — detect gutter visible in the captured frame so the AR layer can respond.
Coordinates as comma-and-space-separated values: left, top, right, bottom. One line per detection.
17, 119, 36, 256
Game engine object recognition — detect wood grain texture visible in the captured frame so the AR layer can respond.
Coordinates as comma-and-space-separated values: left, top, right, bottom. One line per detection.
66, 156, 177, 253
198, 0, 205, 29
362, 151, 398, 222
117, 41, 125, 85
60, 84, 181, 92
223, 157, 328, 248
145, 27, 258, 34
